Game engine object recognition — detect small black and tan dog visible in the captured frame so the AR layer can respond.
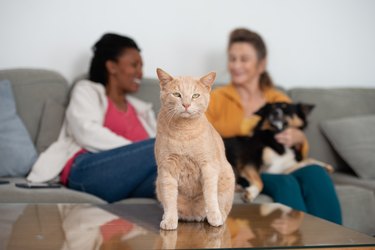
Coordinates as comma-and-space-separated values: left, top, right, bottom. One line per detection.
224, 102, 333, 202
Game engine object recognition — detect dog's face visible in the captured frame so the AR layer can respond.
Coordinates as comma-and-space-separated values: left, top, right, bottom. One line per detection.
255, 102, 314, 132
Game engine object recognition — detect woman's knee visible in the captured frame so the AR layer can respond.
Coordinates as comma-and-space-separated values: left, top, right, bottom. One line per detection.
262, 174, 300, 192
261, 173, 307, 211
292, 165, 331, 181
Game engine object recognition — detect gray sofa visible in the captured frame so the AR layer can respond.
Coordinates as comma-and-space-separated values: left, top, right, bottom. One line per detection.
1, 68, 374, 235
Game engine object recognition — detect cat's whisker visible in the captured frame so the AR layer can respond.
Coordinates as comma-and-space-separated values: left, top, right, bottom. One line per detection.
165, 108, 178, 128
166, 114, 176, 128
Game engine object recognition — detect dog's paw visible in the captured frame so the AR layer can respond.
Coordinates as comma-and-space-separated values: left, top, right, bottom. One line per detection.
235, 184, 245, 192
324, 164, 334, 173
207, 210, 223, 227
160, 216, 178, 230
260, 203, 292, 216
242, 185, 260, 203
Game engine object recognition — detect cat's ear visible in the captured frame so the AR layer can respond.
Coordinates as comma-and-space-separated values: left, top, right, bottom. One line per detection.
156, 68, 174, 88
200, 72, 216, 89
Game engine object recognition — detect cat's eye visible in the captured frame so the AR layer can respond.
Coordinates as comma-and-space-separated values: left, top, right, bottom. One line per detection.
192, 93, 200, 99
172, 92, 181, 98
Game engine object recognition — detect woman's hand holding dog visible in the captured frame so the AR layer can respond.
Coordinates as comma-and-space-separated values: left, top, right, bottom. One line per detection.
275, 128, 306, 148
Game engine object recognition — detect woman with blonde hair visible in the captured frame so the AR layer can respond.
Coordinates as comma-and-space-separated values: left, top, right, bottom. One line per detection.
207, 28, 341, 224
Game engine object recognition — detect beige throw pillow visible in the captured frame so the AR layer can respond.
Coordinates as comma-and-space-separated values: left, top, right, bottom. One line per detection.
320, 115, 375, 180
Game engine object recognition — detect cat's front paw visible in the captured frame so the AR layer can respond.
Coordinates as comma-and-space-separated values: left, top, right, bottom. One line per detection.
160, 216, 178, 230
242, 185, 260, 202
207, 210, 223, 227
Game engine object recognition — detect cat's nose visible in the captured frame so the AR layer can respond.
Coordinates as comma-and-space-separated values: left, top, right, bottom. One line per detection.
183, 103, 191, 110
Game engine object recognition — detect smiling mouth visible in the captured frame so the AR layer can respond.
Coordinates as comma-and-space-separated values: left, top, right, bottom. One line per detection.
232, 72, 245, 76
134, 78, 141, 84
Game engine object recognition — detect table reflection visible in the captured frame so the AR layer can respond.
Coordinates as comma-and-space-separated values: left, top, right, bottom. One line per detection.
155, 222, 231, 249
59, 204, 154, 250
3, 204, 157, 250
155, 203, 304, 249
0, 203, 316, 249
236, 203, 304, 248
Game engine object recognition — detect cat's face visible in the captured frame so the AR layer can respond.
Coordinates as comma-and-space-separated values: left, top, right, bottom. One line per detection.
157, 68, 216, 119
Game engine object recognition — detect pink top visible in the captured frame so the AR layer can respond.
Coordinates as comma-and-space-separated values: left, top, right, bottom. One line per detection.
100, 218, 134, 242
103, 97, 149, 142
60, 97, 149, 185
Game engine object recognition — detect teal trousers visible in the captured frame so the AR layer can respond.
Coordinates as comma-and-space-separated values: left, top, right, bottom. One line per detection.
261, 165, 342, 224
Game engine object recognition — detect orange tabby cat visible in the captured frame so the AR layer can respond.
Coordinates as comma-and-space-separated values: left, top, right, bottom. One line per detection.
155, 68, 235, 230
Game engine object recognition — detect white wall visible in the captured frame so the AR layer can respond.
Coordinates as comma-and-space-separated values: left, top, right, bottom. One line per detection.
1, 0, 374, 88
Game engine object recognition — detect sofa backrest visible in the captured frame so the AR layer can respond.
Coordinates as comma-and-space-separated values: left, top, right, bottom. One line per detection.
0, 69, 69, 152
4, 68, 373, 173
131, 78, 162, 113
288, 88, 375, 172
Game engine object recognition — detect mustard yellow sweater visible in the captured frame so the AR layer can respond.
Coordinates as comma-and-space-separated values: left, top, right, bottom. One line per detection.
206, 84, 309, 157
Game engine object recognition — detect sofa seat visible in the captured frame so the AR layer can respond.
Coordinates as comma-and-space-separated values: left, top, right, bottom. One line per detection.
332, 172, 375, 193
0, 178, 105, 204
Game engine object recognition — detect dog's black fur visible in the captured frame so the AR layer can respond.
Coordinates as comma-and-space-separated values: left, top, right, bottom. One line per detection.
224, 102, 314, 188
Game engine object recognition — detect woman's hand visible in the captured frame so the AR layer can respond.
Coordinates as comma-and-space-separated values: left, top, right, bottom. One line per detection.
275, 128, 306, 148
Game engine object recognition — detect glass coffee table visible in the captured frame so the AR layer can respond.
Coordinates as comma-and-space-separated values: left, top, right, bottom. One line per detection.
1, 203, 374, 249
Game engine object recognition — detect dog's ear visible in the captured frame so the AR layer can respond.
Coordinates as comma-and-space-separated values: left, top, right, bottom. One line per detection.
253, 103, 271, 132
296, 103, 315, 116
255, 103, 271, 117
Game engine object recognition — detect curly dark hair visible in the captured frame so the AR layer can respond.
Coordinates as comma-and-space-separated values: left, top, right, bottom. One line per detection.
88, 33, 141, 86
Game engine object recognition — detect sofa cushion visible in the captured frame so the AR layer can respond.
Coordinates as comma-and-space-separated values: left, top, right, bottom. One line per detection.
0, 80, 37, 177
35, 99, 66, 153
288, 88, 375, 172
0, 69, 69, 144
321, 115, 375, 180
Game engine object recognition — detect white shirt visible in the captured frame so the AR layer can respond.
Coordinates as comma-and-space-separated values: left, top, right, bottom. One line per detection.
27, 80, 157, 183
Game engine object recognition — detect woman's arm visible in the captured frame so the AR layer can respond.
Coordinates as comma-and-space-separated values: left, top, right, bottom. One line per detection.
66, 82, 131, 152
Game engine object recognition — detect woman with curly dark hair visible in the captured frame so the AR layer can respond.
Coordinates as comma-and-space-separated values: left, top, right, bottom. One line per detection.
28, 33, 157, 202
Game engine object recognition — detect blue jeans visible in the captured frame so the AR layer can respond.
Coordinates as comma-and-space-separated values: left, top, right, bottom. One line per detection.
67, 138, 157, 203
261, 165, 342, 224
